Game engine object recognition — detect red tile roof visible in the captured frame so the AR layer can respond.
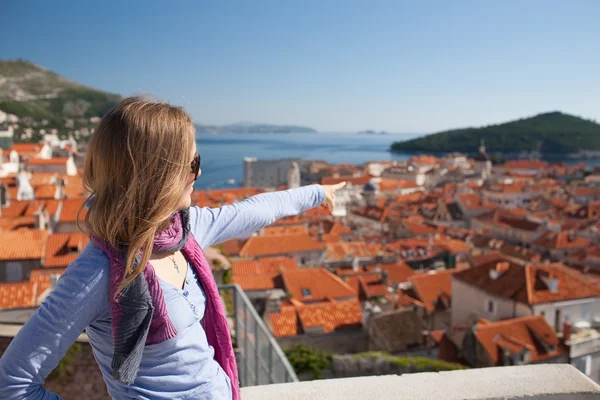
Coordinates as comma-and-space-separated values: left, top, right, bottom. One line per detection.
263, 225, 308, 236
231, 256, 298, 291
378, 178, 420, 192
0, 215, 36, 231
58, 198, 87, 223
410, 269, 455, 312
457, 193, 494, 211
474, 315, 566, 365
534, 231, 591, 250
34, 184, 56, 199
502, 160, 548, 170
10, 143, 41, 155
43, 232, 89, 268
239, 234, 324, 257
321, 176, 370, 186
0, 230, 48, 260
221, 239, 244, 256
25, 157, 69, 166
475, 209, 542, 232
435, 239, 471, 254
270, 299, 362, 337
352, 205, 389, 223
0, 201, 28, 217
326, 241, 386, 262
328, 222, 352, 236
454, 260, 600, 305
0, 268, 65, 310
282, 267, 355, 302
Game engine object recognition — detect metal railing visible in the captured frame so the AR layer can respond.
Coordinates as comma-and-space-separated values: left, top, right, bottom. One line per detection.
218, 284, 299, 386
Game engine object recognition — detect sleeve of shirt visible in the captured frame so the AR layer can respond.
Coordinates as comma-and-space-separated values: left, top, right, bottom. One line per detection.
0, 250, 110, 400
190, 184, 326, 248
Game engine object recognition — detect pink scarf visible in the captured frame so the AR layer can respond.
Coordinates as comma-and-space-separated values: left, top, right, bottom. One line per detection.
89, 209, 239, 400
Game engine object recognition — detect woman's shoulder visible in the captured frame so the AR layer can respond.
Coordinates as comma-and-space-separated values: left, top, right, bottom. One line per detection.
60, 241, 111, 296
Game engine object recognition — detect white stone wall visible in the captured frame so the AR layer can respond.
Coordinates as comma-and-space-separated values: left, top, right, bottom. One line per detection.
451, 277, 532, 325
241, 364, 600, 400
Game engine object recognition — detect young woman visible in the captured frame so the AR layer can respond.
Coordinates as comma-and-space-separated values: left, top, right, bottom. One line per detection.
0, 97, 346, 400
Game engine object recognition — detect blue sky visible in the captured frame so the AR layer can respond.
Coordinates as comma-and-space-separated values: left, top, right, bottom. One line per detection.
2, 0, 599, 133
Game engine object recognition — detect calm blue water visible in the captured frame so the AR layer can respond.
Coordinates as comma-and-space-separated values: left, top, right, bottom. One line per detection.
193, 132, 600, 190
194, 132, 417, 189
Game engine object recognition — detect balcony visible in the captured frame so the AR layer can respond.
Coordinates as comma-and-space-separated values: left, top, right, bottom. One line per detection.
240, 364, 600, 400
218, 284, 298, 386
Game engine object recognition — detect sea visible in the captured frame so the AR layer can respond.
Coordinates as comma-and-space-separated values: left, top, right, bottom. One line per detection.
194, 132, 417, 189
193, 132, 600, 190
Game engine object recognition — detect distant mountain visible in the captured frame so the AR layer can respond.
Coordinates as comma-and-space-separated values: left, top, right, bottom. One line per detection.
390, 112, 600, 155
195, 122, 317, 134
0, 59, 121, 123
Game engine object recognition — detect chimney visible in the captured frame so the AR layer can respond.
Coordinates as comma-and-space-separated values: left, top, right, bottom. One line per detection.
54, 179, 65, 200
35, 207, 49, 231
66, 152, 77, 176
265, 289, 286, 315
352, 256, 360, 272
489, 261, 510, 280
563, 322, 572, 343
381, 269, 389, 288
549, 277, 559, 293
0, 183, 8, 208
50, 274, 60, 289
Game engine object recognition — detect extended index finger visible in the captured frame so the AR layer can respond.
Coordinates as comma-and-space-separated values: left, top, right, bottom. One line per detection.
333, 181, 347, 190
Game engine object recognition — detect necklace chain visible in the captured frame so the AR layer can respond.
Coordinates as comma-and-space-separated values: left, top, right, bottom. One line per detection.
168, 253, 180, 274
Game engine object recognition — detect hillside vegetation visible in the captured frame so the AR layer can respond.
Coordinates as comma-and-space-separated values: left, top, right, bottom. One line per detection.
391, 112, 600, 154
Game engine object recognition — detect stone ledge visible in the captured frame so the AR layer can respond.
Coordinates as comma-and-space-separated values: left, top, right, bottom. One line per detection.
240, 364, 600, 400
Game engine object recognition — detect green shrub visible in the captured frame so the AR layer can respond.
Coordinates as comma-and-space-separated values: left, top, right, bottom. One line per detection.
48, 342, 83, 381
284, 344, 332, 379
350, 351, 467, 372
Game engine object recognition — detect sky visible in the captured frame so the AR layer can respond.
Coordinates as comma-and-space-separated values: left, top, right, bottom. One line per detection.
1, 0, 599, 133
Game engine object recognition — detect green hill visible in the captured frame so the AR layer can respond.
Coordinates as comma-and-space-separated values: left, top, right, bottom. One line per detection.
0, 59, 121, 124
390, 112, 600, 155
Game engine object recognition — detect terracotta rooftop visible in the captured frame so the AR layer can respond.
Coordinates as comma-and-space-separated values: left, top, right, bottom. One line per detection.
34, 184, 57, 199
454, 260, 600, 305
534, 231, 591, 250
263, 225, 307, 236
0, 267, 65, 310
0, 215, 36, 231
502, 160, 548, 170
43, 232, 89, 268
239, 234, 324, 258
352, 205, 389, 223
474, 315, 566, 365
25, 157, 69, 165
58, 198, 87, 223
475, 209, 542, 232
231, 257, 298, 291
321, 176, 371, 186
282, 267, 355, 302
270, 298, 362, 337
0, 230, 48, 261
409, 269, 455, 312
326, 241, 386, 262
456, 193, 494, 211
378, 178, 420, 192
10, 143, 42, 154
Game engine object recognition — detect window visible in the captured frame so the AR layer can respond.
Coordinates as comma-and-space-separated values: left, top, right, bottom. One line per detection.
581, 304, 591, 321
486, 299, 496, 315
573, 355, 592, 376
301, 288, 312, 298
6, 262, 22, 282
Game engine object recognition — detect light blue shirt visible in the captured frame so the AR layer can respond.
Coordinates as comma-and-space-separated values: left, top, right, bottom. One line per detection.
0, 185, 325, 400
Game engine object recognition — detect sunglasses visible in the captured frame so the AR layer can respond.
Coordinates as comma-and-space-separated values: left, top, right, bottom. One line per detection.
190, 153, 201, 181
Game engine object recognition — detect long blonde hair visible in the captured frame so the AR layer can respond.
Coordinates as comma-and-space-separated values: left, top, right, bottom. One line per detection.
80, 97, 195, 296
